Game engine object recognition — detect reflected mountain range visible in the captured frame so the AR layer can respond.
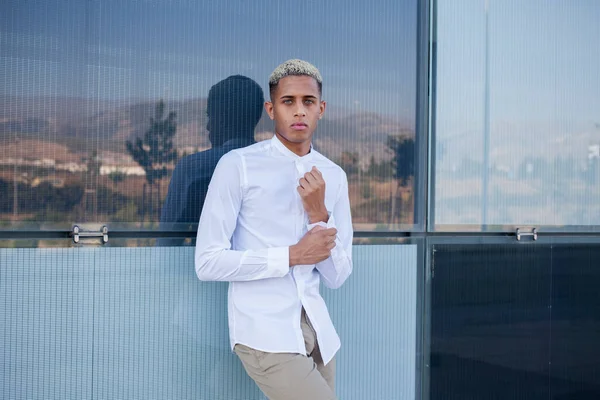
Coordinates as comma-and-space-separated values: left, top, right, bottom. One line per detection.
0, 95, 414, 164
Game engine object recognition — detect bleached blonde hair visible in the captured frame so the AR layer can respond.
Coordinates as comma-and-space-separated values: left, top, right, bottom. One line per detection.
268, 59, 322, 97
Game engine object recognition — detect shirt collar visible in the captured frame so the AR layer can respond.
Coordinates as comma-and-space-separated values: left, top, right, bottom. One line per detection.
270, 134, 314, 161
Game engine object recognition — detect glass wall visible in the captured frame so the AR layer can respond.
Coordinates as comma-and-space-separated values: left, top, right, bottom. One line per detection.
1, 0, 422, 232
427, 1, 600, 399
2, 0, 600, 399
1, 0, 424, 399
432, 0, 600, 231
428, 237, 600, 399
0, 242, 421, 400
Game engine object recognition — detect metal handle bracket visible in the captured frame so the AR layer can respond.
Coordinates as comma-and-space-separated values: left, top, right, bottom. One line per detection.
516, 228, 538, 241
72, 225, 108, 244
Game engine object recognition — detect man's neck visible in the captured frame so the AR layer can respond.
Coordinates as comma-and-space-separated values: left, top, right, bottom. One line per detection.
275, 133, 311, 157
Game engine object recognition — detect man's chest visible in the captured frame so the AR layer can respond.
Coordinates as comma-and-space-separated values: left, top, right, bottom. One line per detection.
241, 162, 338, 217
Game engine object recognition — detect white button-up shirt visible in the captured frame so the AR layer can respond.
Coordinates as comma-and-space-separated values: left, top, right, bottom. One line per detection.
194, 135, 353, 365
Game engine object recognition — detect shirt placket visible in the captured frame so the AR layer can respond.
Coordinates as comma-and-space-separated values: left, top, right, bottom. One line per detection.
294, 159, 309, 231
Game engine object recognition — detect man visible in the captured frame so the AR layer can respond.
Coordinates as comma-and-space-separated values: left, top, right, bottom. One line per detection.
159, 75, 264, 245
195, 59, 353, 400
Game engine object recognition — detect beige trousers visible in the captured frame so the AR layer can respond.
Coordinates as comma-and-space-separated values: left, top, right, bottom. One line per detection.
234, 309, 337, 400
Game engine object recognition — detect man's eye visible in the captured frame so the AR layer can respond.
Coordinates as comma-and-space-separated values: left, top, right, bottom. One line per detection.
304, 100, 314, 105
283, 100, 292, 105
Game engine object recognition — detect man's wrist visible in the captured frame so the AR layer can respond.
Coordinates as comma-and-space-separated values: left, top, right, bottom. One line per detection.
289, 245, 300, 267
308, 209, 329, 224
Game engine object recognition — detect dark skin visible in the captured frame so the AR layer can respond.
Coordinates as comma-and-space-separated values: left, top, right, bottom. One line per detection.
265, 75, 337, 267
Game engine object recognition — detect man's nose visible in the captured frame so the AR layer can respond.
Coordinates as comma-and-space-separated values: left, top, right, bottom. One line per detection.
294, 106, 306, 117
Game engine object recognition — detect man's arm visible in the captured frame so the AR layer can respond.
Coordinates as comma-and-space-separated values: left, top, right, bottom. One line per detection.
194, 151, 290, 282
299, 168, 353, 289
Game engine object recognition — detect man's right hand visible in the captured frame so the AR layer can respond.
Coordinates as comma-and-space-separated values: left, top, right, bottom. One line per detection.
289, 226, 337, 267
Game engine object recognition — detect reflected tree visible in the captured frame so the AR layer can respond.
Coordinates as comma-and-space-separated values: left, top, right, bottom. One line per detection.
126, 100, 178, 222
386, 134, 415, 224
108, 170, 126, 186
82, 150, 101, 219
366, 154, 393, 179
338, 151, 359, 175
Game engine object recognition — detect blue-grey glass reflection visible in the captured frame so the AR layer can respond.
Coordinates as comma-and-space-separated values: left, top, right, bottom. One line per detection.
430, 244, 600, 399
0, 244, 417, 399
434, 0, 600, 228
0, 0, 419, 229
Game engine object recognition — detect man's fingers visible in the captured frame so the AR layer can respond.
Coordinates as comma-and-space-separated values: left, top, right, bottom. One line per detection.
314, 227, 336, 235
299, 177, 320, 191
305, 172, 325, 189
304, 172, 318, 186
310, 170, 326, 185
299, 168, 325, 197
314, 229, 337, 244
327, 241, 336, 250
310, 225, 326, 233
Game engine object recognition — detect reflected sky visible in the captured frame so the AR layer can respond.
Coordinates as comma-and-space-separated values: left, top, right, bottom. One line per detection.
434, 0, 600, 227
0, 0, 417, 119
436, 0, 600, 133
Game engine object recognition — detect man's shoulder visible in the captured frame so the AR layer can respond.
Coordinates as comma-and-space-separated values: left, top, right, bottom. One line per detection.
226, 140, 270, 161
217, 141, 267, 166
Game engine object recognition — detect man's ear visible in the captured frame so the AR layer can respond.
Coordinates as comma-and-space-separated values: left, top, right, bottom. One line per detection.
264, 102, 275, 120
319, 100, 327, 119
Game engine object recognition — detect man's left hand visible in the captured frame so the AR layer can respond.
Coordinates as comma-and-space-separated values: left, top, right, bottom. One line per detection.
297, 166, 328, 224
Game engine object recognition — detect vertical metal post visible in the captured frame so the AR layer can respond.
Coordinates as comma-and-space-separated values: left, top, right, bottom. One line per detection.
12, 134, 19, 221
482, 0, 491, 229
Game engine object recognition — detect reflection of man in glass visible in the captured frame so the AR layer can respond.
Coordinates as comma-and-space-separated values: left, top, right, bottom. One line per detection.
158, 75, 265, 398
195, 59, 353, 399
159, 75, 264, 244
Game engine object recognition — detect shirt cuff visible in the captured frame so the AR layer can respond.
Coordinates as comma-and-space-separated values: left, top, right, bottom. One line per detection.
267, 246, 290, 277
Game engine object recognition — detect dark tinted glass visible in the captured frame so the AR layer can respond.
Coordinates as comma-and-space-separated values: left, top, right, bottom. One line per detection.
430, 243, 600, 399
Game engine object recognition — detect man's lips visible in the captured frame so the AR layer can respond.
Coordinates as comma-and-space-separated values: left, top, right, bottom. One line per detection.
291, 122, 308, 130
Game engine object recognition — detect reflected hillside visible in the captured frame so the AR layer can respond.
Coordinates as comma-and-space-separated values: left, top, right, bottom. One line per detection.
0, 96, 416, 228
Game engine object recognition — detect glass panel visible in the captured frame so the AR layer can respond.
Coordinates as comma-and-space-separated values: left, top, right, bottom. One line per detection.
1, 243, 421, 399
429, 240, 600, 399
91, 247, 259, 400
323, 243, 419, 399
0, 248, 94, 400
1, 0, 421, 232
430, 243, 552, 399
432, 0, 600, 230
550, 244, 600, 399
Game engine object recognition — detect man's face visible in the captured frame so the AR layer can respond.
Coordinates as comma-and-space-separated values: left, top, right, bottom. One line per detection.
265, 75, 326, 150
